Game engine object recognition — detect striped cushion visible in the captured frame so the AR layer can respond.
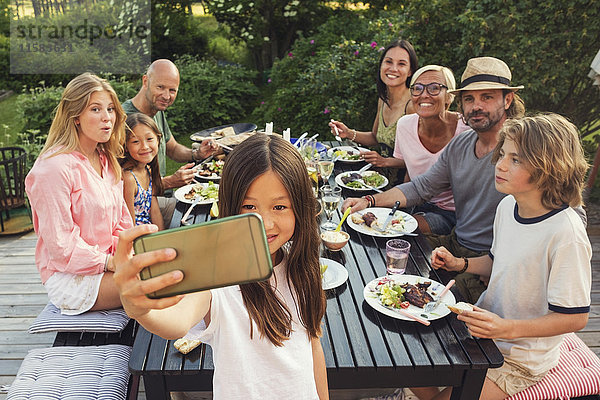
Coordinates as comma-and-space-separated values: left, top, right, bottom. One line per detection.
28, 303, 130, 333
508, 333, 600, 400
7, 344, 131, 400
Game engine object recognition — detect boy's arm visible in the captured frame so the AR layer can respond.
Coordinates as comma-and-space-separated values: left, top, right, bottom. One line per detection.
311, 336, 329, 400
459, 306, 588, 340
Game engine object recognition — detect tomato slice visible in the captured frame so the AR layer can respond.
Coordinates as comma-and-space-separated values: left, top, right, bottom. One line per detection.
400, 301, 410, 309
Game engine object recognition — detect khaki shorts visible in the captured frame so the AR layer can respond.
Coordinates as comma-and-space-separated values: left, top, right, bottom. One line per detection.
425, 229, 488, 303
487, 359, 545, 396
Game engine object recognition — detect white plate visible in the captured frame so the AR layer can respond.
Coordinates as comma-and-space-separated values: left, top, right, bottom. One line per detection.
194, 160, 224, 181
335, 171, 388, 191
328, 146, 369, 163
174, 183, 219, 204
195, 172, 221, 180
363, 274, 456, 321
320, 258, 348, 290
347, 207, 418, 237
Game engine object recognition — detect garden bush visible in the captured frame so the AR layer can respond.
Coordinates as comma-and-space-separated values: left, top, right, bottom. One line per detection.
252, 11, 403, 139
166, 55, 259, 135
16, 76, 139, 137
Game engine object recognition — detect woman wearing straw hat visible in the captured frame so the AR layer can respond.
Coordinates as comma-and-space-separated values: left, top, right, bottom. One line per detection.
329, 39, 418, 185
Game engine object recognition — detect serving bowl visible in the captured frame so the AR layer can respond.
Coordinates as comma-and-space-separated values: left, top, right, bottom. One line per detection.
321, 230, 349, 251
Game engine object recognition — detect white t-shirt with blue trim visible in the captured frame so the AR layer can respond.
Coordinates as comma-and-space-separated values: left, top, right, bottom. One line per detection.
476, 195, 591, 376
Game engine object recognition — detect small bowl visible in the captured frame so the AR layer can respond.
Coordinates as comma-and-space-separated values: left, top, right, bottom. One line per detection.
321, 230, 350, 251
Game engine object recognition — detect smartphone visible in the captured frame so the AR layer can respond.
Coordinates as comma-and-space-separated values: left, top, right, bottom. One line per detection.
135, 213, 273, 299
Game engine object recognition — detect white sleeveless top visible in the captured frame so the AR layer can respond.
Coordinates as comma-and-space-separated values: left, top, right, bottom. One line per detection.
197, 258, 319, 399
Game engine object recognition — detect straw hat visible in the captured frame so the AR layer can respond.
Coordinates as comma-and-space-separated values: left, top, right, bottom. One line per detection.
449, 56, 524, 94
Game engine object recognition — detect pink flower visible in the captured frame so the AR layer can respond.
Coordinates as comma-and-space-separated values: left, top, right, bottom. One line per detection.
310, 39, 315, 44
323, 107, 330, 114
370, 41, 377, 49
267, 78, 272, 83
288, 52, 294, 58
277, 107, 282, 111
388, 22, 393, 27
261, 101, 265, 105
354, 50, 359, 56
378, 47, 385, 52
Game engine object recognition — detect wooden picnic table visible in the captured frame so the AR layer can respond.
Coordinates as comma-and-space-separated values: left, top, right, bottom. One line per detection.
128, 139, 504, 400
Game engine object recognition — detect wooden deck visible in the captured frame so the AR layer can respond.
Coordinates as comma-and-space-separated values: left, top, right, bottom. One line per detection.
0, 230, 599, 399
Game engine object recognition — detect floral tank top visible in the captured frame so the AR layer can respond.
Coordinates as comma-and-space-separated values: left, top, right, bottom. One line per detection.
130, 166, 152, 225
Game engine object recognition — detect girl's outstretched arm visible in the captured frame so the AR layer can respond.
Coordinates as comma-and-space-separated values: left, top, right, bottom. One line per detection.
150, 195, 164, 230
113, 224, 210, 339
311, 336, 329, 399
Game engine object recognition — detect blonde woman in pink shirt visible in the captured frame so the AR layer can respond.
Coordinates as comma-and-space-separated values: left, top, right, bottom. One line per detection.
25, 73, 133, 315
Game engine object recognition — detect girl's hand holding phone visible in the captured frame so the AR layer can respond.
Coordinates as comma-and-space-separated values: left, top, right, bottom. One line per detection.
113, 224, 184, 319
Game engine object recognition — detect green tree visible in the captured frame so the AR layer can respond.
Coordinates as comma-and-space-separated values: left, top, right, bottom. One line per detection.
204, 0, 331, 71
398, 0, 600, 137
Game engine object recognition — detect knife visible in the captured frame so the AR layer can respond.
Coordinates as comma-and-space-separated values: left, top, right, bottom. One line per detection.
383, 304, 430, 326
376, 201, 401, 232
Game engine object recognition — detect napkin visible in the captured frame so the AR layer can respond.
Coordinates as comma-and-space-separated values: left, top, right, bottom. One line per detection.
265, 122, 273, 135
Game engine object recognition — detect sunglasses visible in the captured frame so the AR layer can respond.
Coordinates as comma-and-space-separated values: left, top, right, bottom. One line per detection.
410, 82, 448, 97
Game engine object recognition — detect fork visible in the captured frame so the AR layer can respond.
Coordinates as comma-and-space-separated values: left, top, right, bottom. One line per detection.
355, 178, 383, 193
423, 279, 455, 313
181, 196, 202, 226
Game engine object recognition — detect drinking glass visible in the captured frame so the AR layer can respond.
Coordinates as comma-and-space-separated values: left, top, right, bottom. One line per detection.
385, 239, 410, 275
320, 185, 342, 230
317, 155, 335, 186
306, 160, 319, 197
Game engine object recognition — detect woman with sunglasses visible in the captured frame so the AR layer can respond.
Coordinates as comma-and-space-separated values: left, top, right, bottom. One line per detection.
329, 39, 418, 185
393, 65, 470, 235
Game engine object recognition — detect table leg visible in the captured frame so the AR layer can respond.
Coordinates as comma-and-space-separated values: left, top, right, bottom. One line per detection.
143, 375, 170, 400
449, 369, 487, 400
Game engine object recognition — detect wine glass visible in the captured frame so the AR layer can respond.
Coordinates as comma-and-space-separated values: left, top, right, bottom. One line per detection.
306, 160, 319, 197
317, 154, 335, 186
320, 185, 342, 231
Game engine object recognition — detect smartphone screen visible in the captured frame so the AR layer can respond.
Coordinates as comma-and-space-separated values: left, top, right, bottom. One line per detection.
134, 213, 272, 298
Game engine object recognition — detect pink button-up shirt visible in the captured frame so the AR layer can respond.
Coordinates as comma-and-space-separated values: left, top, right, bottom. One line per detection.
25, 149, 133, 283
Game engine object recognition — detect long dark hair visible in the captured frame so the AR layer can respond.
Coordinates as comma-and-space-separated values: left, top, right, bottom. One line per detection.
376, 39, 418, 106
120, 113, 164, 195
219, 134, 325, 346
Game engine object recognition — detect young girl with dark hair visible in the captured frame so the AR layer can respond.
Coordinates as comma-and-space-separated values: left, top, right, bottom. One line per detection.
114, 134, 328, 399
120, 113, 164, 230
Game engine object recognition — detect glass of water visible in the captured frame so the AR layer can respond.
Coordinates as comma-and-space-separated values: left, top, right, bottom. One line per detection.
385, 239, 410, 275
320, 185, 342, 231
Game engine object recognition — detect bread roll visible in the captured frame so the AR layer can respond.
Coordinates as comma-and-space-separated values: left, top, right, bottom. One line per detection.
174, 338, 202, 354
447, 302, 473, 315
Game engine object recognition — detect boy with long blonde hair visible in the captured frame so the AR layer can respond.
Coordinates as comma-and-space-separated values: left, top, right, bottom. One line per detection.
425, 113, 591, 399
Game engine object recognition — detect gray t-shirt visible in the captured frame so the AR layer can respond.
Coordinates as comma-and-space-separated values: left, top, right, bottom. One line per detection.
122, 99, 173, 177
397, 129, 506, 252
